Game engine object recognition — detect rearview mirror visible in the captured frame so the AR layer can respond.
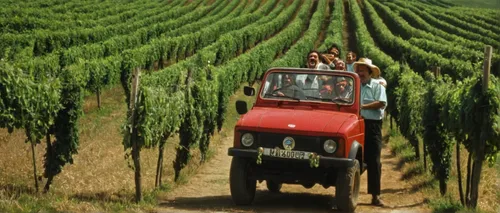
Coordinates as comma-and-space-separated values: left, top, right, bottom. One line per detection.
236, 100, 248, 115
243, 86, 255, 96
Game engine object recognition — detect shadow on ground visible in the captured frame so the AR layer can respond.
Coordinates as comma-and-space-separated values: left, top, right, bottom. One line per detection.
159, 189, 427, 213
159, 190, 331, 212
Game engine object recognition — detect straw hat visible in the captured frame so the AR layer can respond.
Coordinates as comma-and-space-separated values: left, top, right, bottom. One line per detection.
353, 58, 381, 78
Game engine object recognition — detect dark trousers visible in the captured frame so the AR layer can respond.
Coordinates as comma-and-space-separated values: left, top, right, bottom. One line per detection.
364, 119, 382, 196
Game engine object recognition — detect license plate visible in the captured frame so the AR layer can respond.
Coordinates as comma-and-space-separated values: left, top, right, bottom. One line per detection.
263, 148, 310, 160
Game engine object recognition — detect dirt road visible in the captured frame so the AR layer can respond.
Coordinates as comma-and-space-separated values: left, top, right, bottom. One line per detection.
156, 135, 430, 213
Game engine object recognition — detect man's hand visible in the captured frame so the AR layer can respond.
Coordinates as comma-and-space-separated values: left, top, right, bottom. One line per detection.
361, 101, 385, 110
276, 91, 285, 96
321, 54, 334, 64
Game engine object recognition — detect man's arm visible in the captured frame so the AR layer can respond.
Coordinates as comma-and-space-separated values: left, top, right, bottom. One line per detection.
361, 101, 385, 109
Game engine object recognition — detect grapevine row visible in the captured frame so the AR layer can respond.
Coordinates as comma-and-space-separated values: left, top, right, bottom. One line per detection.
384, 2, 487, 53
0, 0, 258, 192
272, 0, 328, 68
374, 1, 499, 72
0, 0, 207, 57
408, 2, 500, 42
393, 1, 498, 48
353, 0, 500, 198
123, 0, 313, 182
121, 0, 292, 105
451, 8, 499, 26
0, 0, 177, 33
440, 8, 500, 35
364, 0, 477, 79
318, 0, 343, 54
8, 0, 249, 112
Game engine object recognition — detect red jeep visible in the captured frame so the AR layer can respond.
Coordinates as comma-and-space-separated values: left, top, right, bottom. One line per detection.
228, 68, 365, 212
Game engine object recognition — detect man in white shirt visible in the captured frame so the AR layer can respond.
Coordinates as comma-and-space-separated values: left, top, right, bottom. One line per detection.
296, 50, 330, 97
354, 58, 387, 207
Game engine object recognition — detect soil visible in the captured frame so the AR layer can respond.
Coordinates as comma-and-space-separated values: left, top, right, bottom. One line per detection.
156, 135, 431, 213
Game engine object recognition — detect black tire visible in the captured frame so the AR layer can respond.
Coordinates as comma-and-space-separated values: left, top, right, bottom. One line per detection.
266, 180, 282, 193
230, 157, 256, 205
335, 159, 360, 213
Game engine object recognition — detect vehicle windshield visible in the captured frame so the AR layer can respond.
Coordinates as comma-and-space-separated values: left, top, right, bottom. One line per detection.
260, 71, 355, 104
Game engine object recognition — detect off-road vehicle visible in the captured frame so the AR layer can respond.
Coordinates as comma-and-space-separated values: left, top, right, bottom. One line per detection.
228, 68, 365, 212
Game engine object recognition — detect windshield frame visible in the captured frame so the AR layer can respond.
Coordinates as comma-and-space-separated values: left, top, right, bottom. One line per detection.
258, 68, 357, 106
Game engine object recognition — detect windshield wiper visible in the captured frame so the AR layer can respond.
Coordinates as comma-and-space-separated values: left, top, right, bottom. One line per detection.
306, 96, 351, 104
306, 96, 333, 102
265, 93, 300, 102
279, 95, 301, 101
331, 97, 351, 103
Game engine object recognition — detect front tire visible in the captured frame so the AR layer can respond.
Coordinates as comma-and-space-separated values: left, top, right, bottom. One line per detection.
335, 159, 360, 213
230, 157, 256, 205
266, 180, 282, 193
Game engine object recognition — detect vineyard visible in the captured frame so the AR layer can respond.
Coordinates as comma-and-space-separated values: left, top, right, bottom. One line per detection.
0, 0, 499, 212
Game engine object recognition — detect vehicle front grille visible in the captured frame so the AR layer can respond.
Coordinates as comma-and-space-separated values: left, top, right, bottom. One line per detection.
256, 132, 322, 153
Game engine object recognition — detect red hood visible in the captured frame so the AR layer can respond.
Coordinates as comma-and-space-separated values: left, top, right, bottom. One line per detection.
238, 107, 358, 134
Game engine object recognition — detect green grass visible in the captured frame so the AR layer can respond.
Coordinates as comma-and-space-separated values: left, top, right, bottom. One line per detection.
429, 194, 464, 213
442, 0, 500, 9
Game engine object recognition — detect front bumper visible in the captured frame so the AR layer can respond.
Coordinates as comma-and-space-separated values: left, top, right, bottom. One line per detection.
228, 147, 354, 168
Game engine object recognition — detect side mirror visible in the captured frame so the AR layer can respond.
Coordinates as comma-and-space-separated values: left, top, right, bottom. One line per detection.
243, 86, 255, 96
236, 100, 248, 115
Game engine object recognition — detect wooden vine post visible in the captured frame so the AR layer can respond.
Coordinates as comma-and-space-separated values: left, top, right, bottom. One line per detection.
129, 67, 142, 203
470, 45, 492, 208
96, 87, 101, 109
431, 66, 440, 77
31, 140, 39, 193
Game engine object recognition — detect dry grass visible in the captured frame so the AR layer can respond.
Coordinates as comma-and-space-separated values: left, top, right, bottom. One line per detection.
445, 144, 499, 213
383, 118, 500, 213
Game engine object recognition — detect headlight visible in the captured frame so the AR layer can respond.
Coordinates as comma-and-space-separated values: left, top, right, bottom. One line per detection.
323, 139, 337, 153
241, 133, 254, 147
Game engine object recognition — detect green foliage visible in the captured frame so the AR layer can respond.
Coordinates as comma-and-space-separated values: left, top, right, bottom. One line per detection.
122, 0, 299, 182
422, 74, 453, 194
391, 1, 499, 49
0, 61, 61, 142
197, 65, 219, 162
446, 75, 500, 164
348, 0, 401, 119
429, 194, 465, 213
357, 0, 500, 198
44, 63, 87, 185
120, 0, 279, 107
272, 0, 327, 68
0, 0, 204, 58
366, 0, 478, 80
173, 71, 199, 181
395, 65, 426, 140
318, 0, 343, 56
408, 2, 500, 46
